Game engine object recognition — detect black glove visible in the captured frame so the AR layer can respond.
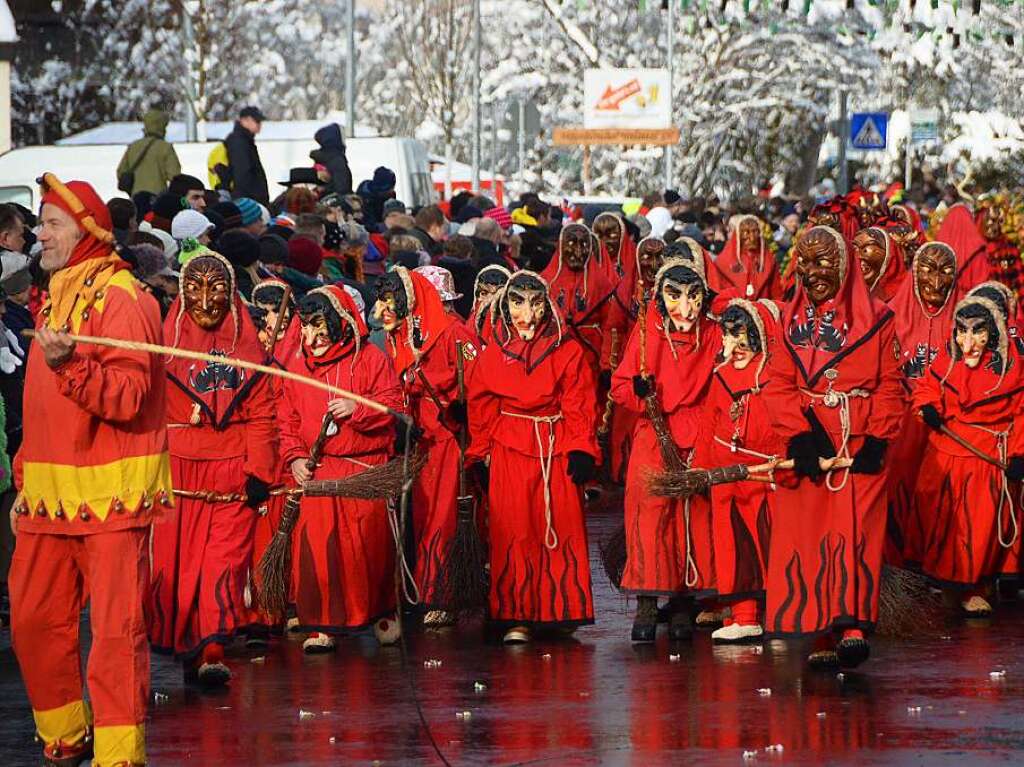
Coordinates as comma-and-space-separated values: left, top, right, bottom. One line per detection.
567, 451, 596, 486
598, 369, 612, 389
445, 400, 467, 427
804, 407, 837, 459
245, 475, 271, 509
787, 432, 822, 481
632, 375, 653, 399
851, 435, 887, 475
920, 404, 943, 430
470, 460, 490, 492
1006, 456, 1024, 483
394, 420, 424, 454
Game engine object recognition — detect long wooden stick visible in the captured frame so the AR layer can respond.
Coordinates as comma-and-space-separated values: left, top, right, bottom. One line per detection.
24, 330, 404, 420
264, 285, 293, 360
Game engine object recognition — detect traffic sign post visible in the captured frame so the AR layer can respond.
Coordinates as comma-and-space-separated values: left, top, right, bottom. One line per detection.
850, 112, 889, 151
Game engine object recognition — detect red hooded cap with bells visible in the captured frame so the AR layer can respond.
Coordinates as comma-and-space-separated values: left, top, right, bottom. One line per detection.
40, 174, 122, 269
383, 265, 457, 375
936, 203, 988, 295
164, 252, 267, 427
889, 242, 958, 384
711, 214, 782, 300
39, 173, 130, 331
783, 225, 894, 386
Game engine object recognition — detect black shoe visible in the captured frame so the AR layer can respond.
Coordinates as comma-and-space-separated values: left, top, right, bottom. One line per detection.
631, 596, 658, 643
668, 611, 693, 642
631, 622, 656, 642
836, 637, 870, 668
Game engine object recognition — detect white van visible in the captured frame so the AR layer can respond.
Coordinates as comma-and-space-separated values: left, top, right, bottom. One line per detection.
0, 121, 435, 210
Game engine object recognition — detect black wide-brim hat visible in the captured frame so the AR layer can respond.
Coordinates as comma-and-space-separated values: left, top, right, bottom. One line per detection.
279, 167, 325, 187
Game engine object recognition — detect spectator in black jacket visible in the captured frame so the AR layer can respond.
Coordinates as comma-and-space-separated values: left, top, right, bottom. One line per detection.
310, 123, 353, 197
225, 106, 270, 206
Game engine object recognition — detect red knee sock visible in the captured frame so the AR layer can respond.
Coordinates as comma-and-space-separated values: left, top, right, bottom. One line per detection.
730, 599, 759, 626
202, 642, 225, 665
841, 628, 864, 641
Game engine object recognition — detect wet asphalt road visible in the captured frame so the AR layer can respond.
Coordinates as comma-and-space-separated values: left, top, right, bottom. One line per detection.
2, 505, 1024, 766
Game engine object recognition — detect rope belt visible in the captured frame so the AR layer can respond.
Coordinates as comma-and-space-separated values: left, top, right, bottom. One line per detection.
500, 410, 563, 550
712, 435, 779, 490
962, 422, 1020, 549
801, 387, 870, 493
680, 449, 700, 588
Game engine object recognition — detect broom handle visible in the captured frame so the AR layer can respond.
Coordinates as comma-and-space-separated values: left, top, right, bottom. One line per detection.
455, 340, 468, 497
22, 329, 405, 422
932, 420, 1008, 471
742, 456, 852, 475
264, 285, 293, 361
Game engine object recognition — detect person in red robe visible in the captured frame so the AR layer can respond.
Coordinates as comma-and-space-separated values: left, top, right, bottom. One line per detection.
373, 265, 478, 626
467, 264, 511, 348
593, 211, 638, 282
766, 226, 905, 670
606, 236, 667, 484
541, 222, 618, 375
466, 270, 598, 644
691, 293, 803, 644
937, 203, 989, 295
851, 226, 907, 303
246, 278, 301, 642
280, 285, 403, 651
886, 243, 958, 565
977, 202, 1023, 303
610, 254, 721, 642
911, 287, 1024, 616
149, 251, 277, 687
710, 214, 783, 300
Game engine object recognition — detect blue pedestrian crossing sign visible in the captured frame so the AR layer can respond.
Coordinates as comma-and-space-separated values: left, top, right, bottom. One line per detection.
850, 112, 888, 151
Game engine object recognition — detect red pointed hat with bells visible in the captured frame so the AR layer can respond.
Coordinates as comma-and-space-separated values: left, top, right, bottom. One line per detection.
38, 173, 130, 331
39, 173, 123, 268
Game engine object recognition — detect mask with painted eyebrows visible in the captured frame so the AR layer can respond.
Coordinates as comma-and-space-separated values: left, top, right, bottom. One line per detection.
794, 228, 843, 306
372, 272, 409, 332
657, 266, 705, 332
914, 244, 956, 312
183, 256, 231, 329
954, 306, 996, 369
561, 224, 592, 271
503, 274, 548, 341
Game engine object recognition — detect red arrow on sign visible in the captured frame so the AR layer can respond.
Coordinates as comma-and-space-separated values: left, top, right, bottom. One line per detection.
595, 79, 642, 111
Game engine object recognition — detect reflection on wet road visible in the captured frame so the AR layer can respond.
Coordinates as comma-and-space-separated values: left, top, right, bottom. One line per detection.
2, 506, 1023, 765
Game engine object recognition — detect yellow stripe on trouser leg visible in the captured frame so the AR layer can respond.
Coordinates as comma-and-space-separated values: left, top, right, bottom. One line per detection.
93, 723, 146, 767
34, 699, 92, 748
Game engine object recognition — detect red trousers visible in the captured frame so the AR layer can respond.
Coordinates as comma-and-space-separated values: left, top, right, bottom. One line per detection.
9, 527, 149, 767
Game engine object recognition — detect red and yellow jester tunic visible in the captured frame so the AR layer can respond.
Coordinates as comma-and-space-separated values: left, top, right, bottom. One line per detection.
10, 176, 171, 767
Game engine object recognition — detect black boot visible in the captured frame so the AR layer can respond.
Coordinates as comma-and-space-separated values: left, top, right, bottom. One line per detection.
668, 608, 693, 641
836, 636, 871, 668
631, 596, 658, 642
